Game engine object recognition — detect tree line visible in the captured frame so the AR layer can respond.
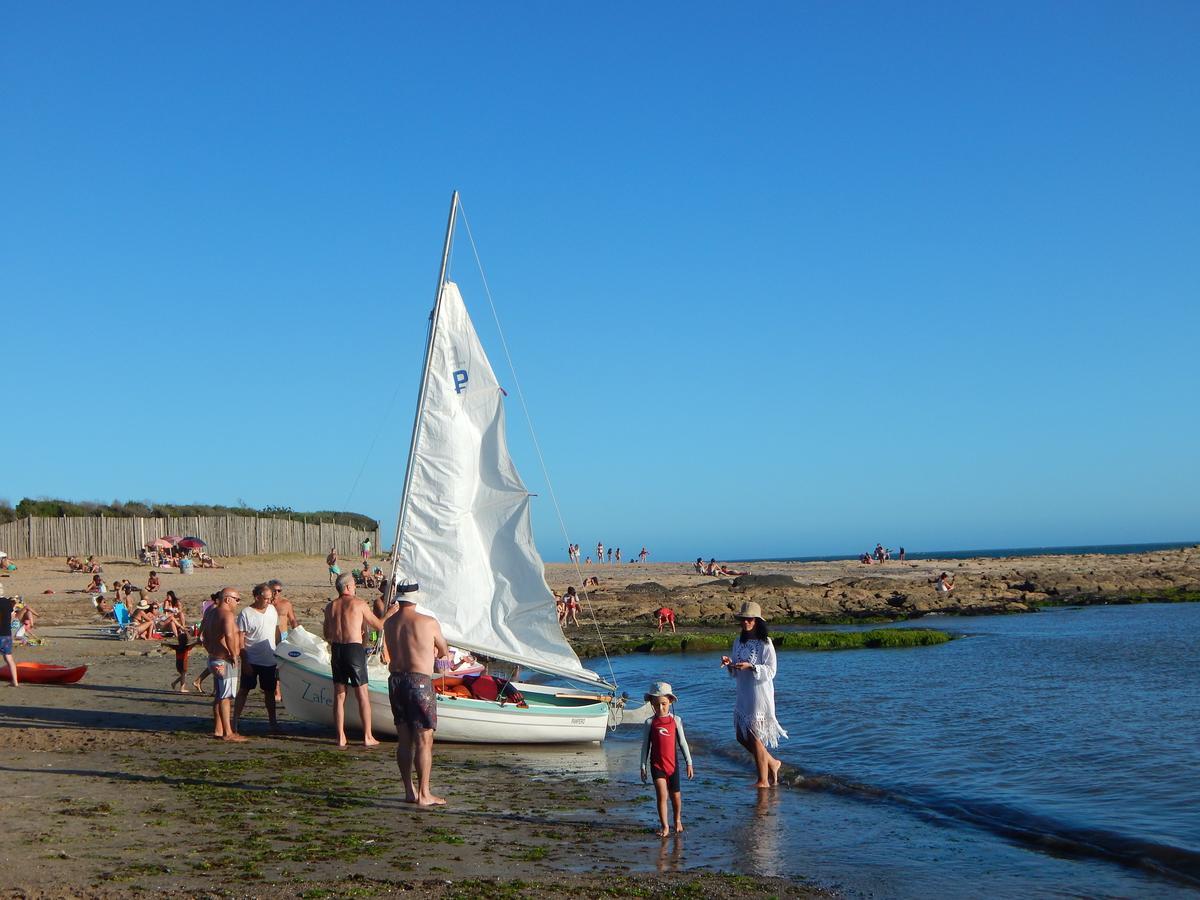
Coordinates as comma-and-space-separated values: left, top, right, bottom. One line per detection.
0, 498, 378, 531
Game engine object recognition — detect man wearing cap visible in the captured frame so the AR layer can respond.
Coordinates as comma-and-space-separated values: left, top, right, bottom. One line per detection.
203, 588, 247, 742
382, 574, 448, 806
721, 601, 787, 788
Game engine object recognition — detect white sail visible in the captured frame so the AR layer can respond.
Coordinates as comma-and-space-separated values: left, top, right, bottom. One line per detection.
395, 281, 611, 690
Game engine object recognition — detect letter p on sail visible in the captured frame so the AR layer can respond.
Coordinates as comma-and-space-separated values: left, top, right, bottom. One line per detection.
453, 369, 468, 394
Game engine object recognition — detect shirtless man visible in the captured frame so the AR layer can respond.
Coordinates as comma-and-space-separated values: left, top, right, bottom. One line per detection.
268, 578, 297, 703
323, 573, 385, 748
202, 588, 247, 742
383, 579, 448, 806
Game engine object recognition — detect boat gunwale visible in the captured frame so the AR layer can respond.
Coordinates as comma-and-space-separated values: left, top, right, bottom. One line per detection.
276, 654, 611, 718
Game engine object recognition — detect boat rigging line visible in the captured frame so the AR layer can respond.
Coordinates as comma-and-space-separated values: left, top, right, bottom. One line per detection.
456, 199, 618, 693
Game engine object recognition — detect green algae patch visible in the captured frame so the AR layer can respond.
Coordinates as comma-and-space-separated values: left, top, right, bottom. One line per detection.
581, 628, 952, 657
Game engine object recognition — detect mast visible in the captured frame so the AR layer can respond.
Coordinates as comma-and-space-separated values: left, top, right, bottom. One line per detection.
387, 190, 459, 588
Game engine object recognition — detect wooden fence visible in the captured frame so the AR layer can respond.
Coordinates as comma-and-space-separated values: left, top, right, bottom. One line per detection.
0, 516, 381, 561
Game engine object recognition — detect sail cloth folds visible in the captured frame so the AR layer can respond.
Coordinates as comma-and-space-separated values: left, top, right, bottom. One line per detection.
396, 282, 610, 690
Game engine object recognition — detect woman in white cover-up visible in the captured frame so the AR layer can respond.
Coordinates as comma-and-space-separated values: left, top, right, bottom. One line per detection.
721, 601, 787, 788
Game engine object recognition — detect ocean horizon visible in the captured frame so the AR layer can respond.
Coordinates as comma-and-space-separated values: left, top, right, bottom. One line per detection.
733, 540, 1198, 565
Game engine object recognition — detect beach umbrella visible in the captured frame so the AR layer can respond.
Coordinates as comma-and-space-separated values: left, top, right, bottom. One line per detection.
161, 536, 182, 545
178, 537, 206, 550
147, 538, 172, 549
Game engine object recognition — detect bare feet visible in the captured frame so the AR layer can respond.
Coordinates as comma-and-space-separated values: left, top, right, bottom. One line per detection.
752, 780, 771, 788
769, 758, 783, 785
675, 821, 685, 833
222, 734, 249, 743
363, 737, 380, 748
180, 687, 190, 693
192, 679, 203, 693
415, 794, 446, 807
655, 826, 669, 838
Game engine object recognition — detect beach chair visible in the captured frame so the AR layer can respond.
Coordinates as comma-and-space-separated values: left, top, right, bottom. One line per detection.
99, 601, 135, 640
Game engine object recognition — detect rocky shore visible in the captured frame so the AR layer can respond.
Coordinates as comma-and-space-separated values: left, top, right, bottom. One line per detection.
545, 545, 1200, 627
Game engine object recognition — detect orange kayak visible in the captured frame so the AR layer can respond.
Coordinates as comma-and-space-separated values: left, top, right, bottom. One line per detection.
0, 662, 88, 684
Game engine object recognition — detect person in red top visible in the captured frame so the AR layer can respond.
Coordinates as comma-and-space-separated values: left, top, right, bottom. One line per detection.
639, 681, 694, 837
654, 607, 676, 633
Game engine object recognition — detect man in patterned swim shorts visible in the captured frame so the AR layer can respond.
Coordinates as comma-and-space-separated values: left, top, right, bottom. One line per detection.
383, 577, 448, 806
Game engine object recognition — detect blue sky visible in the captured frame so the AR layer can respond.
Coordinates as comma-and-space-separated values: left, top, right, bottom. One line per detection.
2, 3, 1197, 560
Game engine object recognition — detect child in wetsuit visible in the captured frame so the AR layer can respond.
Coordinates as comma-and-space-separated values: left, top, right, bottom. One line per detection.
639, 681, 694, 837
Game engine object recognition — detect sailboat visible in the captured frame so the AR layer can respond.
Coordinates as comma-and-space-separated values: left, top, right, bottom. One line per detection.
275, 192, 620, 743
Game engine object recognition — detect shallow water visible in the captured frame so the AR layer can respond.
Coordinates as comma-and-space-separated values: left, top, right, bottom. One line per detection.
599, 603, 1200, 897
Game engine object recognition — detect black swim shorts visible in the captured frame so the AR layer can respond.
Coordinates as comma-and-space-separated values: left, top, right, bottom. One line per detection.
243, 663, 278, 693
388, 672, 437, 731
651, 766, 681, 793
330, 642, 369, 687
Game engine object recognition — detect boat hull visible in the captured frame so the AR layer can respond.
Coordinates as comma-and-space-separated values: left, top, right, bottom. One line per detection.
275, 652, 610, 744
0, 663, 88, 684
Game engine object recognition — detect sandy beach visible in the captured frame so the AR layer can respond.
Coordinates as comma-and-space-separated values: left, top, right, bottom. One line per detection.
2, 549, 1196, 896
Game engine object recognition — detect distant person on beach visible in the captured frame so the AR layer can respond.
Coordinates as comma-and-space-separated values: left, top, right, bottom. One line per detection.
898, 547, 906, 562
0, 594, 18, 686
146, 571, 160, 592
233, 582, 281, 734
694, 558, 704, 574
327, 547, 340, 585
582, 575, 599, 588
655, 607, 676, 633
554, 590, 566, 625
639, 681, 693, 837
607, 548, 613, 564
615, 548, 621, 564
640, 547, 648, 563
932, 572, 955, 593
383, 576, 448, 806
360, 537, 371, 564
323, 573, 385, 749
722, 601, 787, 788
202, 588, 246, 742
563, 586, 581, 626
85, 574, 105, 594
596, 542, 603, 564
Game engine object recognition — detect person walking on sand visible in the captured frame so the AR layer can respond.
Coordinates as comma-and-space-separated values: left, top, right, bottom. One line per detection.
383, 574, 448, 806
323, 573, 386, 748
202, 588, 247, 742
0, 594, 19, 687
326, 547, 340, 585
360, 537, 371, 564
169, 630, 202, 693
722, 601, 787, 788
640, 682, 693, 837
232, 583, 281, 734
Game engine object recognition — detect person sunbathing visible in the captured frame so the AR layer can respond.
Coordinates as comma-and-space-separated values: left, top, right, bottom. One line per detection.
932, 572, 955, 594
94, 596, 113, 618
130, 601, 157, 639
16, 602, 39, 639
84, 556, 102, 574
146, 572, 161, 592
84, 574, 106, 594
582, 575, 599, 588
693, 558, 705, 574
67, 556, 85, 572
198, 552, 217, 568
